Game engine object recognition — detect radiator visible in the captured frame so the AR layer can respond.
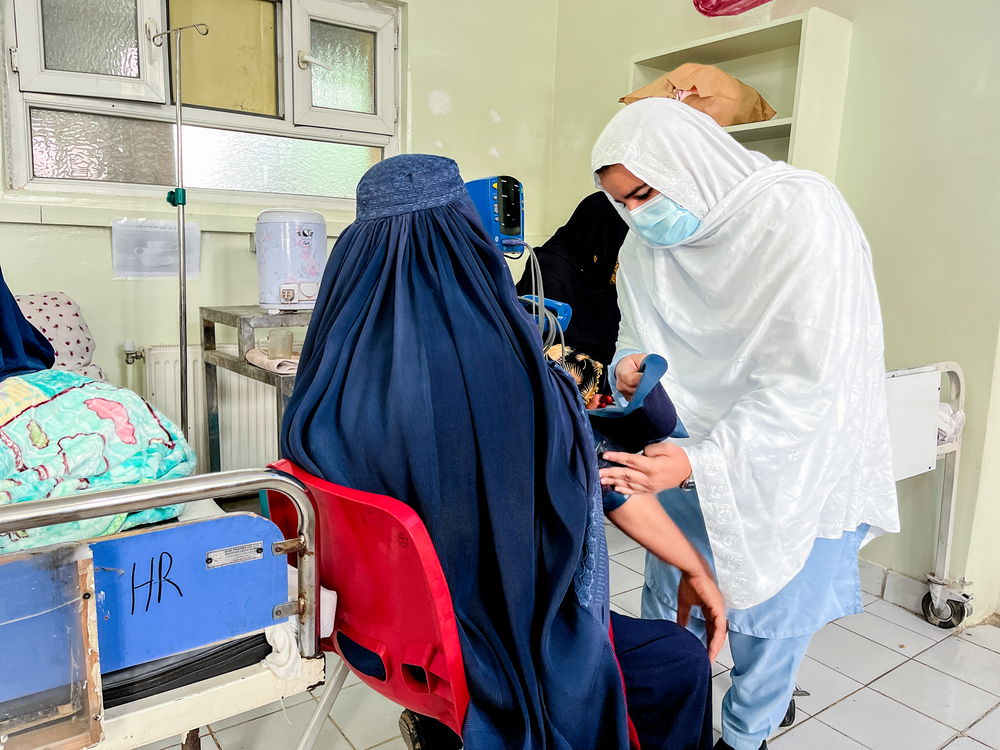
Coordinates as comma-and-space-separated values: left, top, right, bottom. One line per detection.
144, 345, 279, 472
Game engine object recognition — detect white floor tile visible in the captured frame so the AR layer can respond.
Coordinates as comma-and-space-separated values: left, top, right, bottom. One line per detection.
214, 700, 350, 750
968, 706, 1000, 748
612, 546, 647, 575
883, 570, 930, 613
836, 610, 937, 655
870, 660, 999, 730
329, 683, 407, 750
816, 687, 956, 750
917, 639, 1000, 697
133, 728, 213, 750
792, 656, 863, 717
313, 652, 361, 697
609, 560, 645, 597
862, 592, 878, 606
210, 695, 314, 733
610, 587, 643, 617
611, 603, 631, 617
711, 670, 733, 733
859, 559, 885, 596
959, 625, 1000, 655
605, 523, 641, 556
770, 701, 810, 739
769, 718, 868, 749
865, 598, 953, 642
715, 638, 734, 671
943, 738, 993, 750
370, 739, 408, 749
807, 623, 907, 684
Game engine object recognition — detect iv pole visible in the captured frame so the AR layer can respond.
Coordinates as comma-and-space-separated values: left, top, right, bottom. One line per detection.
151, 23, 208, 440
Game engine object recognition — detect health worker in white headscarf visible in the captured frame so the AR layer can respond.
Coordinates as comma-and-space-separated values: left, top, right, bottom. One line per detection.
592, 98, 899, 750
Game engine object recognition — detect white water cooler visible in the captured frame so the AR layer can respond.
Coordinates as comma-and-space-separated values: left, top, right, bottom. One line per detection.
255, 209, 328, 312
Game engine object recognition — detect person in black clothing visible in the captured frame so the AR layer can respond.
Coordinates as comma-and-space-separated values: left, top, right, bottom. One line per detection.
515, 191, 628, 373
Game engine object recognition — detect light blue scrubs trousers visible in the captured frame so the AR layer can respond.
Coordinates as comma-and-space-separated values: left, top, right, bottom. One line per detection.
643, 487, 868, 750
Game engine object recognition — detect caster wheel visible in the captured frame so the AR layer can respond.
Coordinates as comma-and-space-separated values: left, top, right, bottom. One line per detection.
921, 591, 969, 629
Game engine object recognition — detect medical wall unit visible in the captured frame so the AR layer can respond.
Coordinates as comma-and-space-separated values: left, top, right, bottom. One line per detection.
466, 176, 525, 254
628, 7, 851, 180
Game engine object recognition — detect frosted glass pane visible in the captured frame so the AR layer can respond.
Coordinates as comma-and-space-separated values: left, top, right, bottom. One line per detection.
168, 0, 278, 115
41, 0, 139, 78
29, 109, 380, 198
183, 127, 381, 198
310, 21, 375, 114
30, 109, 174, 184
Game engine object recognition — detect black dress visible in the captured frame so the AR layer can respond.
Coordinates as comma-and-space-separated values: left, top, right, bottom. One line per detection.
516, 192, 628, 369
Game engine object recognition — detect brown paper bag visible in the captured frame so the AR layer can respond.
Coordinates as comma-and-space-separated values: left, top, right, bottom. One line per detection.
620, 63, 776, 127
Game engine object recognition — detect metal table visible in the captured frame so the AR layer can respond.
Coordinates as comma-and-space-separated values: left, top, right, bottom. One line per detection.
201, 305, 312, 472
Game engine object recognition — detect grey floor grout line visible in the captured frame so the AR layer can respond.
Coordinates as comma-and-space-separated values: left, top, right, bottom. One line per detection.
826, 619, 938, 659
801, 628, 1000, 750
206, 599, 998, 750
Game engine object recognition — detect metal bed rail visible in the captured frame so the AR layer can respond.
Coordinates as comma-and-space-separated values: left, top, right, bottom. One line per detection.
0, 467, 320, 657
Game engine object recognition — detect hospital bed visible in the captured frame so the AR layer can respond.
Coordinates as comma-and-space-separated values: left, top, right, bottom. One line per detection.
0, 468, 339, 750
884, 362, 970, 628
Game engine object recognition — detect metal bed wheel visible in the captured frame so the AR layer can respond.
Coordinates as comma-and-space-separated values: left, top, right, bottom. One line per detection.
921, 591, 970, 629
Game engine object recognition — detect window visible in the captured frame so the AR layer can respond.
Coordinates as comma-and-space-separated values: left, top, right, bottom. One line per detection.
3, 0, 400, 202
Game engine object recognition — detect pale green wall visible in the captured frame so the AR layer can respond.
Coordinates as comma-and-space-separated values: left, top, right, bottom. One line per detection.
3, 0, 999, 615
0, 0, 559, 383
544, 0, 1000, 617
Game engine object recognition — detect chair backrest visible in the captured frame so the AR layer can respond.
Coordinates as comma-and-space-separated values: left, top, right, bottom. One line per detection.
268, 460, 470, 736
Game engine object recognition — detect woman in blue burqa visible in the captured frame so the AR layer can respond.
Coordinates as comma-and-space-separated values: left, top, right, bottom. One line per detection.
281, 154, 722, 750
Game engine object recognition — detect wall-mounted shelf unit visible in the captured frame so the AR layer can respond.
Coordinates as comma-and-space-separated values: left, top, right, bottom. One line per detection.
628, 7, 852, 180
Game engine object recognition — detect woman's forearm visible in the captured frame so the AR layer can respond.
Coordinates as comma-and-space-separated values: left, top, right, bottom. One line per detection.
607, 493, 708, 576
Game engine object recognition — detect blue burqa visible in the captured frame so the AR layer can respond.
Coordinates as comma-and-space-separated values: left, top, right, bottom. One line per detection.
1, 267, 54, 381
281, 155, 630, 749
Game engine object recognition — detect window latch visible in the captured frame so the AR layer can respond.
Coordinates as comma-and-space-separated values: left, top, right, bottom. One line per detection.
297, 51, 332, 71
8, 48, 18, 73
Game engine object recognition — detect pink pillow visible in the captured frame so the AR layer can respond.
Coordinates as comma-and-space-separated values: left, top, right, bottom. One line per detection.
14, 292, 107, 381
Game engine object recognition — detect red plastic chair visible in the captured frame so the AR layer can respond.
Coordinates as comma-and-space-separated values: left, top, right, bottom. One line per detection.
268, 459, 470, 740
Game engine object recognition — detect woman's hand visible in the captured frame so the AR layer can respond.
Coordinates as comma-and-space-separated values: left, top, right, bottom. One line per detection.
600, 441, 692, 495
614, 353, 647, 401
678, 569, 728, 663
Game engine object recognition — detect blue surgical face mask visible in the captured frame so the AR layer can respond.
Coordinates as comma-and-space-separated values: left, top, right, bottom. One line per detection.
629, 194, 700, 246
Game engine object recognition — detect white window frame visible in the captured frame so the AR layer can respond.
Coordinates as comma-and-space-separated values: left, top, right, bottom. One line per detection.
2, 0, 401, 210
11, 0, 167, 103
291, 0, 396, 135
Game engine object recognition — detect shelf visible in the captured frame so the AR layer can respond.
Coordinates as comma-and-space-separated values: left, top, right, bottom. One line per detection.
725, 116, 792, 143
626, 7, 852, 179
632, 15, 805, 71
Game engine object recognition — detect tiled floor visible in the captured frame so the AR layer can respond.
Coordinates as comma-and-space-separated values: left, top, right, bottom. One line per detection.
143, 524, 1000, 750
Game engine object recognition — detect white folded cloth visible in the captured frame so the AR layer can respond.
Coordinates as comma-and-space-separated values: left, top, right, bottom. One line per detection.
262, 567, 338, 680
246, 347, 299, 375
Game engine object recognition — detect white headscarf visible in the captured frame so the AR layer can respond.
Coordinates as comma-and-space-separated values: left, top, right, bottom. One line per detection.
593, 99, 899, 609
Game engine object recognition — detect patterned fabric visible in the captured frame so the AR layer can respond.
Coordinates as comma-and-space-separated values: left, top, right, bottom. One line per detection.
0, 369, 195, 552
545, 344, 604, 405
14, 292, 106, 381
355, 154, 469, 220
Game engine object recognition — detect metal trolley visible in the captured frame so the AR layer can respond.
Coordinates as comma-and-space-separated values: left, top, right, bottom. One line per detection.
885, 362, 971, 628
